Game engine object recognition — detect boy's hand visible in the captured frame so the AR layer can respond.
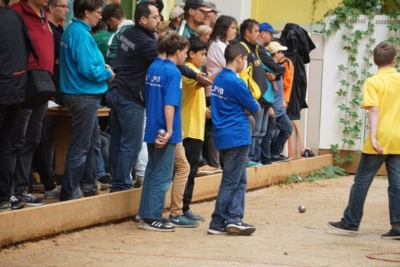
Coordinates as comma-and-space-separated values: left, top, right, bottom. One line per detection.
266, 72, 276, 81
196, 73, 212, 87
206, 107, 211, 119
155, 132, 172, 148
269, 108, 275, 117
108, 70, 116, 83
243, 109, 251, 116
371, 138, 383, 154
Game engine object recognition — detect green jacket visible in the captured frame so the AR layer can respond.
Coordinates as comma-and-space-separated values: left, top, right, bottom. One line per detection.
176, 20, 198, 39
93, 30, 112, 61
106, 20, 134, 68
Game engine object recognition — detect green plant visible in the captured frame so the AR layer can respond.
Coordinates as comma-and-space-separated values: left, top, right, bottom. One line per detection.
285, 165, 348, 185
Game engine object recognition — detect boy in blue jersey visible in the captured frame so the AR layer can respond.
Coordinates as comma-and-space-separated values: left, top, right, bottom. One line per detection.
139, 33, 189, 232
208, 41, 260, 236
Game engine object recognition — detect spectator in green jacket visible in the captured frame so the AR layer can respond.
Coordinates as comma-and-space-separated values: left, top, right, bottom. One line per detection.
102, 4, 134, 68
92, 20, 113, 60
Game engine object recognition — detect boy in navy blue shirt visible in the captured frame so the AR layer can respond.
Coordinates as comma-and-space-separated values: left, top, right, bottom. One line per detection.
208, 41, 260, 235
139, 33, 189, 232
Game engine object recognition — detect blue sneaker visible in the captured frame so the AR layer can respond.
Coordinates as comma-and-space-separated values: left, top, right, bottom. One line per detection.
246, 161, 261, 167
169, 215, 199, 228
183, 209, 205, 221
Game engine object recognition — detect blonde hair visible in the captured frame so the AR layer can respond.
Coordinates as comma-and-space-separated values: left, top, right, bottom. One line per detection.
196, 25, 212, 39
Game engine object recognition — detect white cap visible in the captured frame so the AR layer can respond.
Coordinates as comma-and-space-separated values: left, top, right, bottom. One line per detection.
169, 6, 184, 20
266, 41, 288, 54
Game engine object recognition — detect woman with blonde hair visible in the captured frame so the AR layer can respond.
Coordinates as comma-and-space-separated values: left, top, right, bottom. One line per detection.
196, 24, 212, 44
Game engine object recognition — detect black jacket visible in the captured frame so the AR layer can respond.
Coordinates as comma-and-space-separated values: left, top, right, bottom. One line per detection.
0, 7, 29, 105
280, 23, 316, 120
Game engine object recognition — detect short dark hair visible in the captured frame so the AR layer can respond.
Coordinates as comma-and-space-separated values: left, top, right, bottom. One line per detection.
209, 15, 237, 44
134, 2, 154, 25
102, 4, 125, 21
239, 19, 259, 37
188, 36, 207, 56
373, 41, 397, 66
91, 19, 107, 33
225, 40, 248, 64
157, 31, 176, 54
73, 0, 103, 20
164, 33, 189, 57
45, 0, 59, 12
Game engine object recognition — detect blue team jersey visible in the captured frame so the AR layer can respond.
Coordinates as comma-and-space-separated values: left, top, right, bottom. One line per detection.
144, 59, 182, 144
211, 68, 260, 150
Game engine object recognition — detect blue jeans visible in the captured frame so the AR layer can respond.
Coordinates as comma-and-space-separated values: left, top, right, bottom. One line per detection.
107, 89, 145, 191
139, 143, 176, 220
260, 115, 276, 164
210, 145, 249, 228
271, 113, 292, 157
342, 154, 400, 229
249, 107, 268, 162
60, 95, 101, 201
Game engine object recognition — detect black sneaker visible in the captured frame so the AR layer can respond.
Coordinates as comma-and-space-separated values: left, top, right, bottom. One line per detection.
98, 174, 112, 184
327, 221, 358, 235
16, 193, 44, 206
271, 154, 292, 163
142, 219, 175, 232
10, 196, 25, 210
226, 221, 256, 235
381, 226, 400, 240
207, 226, 227, 235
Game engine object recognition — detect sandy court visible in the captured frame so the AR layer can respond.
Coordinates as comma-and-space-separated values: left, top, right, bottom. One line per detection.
1, 176, 399, 267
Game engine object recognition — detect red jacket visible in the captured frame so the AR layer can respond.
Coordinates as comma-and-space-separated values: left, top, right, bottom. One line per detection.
9, 1, 54, 74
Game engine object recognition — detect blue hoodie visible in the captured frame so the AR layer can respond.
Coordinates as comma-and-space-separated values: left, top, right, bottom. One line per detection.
60, 19, 112, 95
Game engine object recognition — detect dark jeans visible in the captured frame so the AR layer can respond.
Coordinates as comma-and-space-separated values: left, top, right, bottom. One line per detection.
100, 131, 110, 173
270, 113, 292, 157
60, 95, 101, 201
249, 107, 268, 162
342, 154, 400, 229
139, 143, 176, 220
106, 89, 145, 191
210, 145, 249, 228
0, 104, 19, 202
32, 115, 56, 191
182, 138, 203, 212
12, 102, 48, 196
260, 115, 277, 164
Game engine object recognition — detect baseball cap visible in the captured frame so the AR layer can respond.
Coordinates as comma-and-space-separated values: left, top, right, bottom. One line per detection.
204, 2, 221, 13
259, 22, 279, 34
184, 0, 212, 12
266, 41, 288, 54
169, 6, 184, 20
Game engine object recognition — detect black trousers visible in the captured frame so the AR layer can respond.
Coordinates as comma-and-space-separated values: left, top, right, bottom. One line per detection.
182, 138, 203, 212
0, 104, 19, 202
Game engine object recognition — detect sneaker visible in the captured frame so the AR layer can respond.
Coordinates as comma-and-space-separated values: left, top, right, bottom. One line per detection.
183, 209, 205, 221
10, 196, 25, 210
246, 161, 262, 167
98, 174, 112, 184
137, 217, 169, 228
327, 221, 358, 235
271, 154, 292, 163
142, 219, 175, 232
133, 176, 143, 188
138, 219, 144, 229
44, 188, 60, 199
207, 226, 227, 235
381, 226, 400, 240
226, 221, 256, 235
169, 215, 199, 228
197, 165, 222, 177
16, 193, 44, 206
83, 191, 99, 197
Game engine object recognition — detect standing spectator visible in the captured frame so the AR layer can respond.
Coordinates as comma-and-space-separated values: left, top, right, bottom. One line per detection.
59, 0, 115, 201
196, 24, 212, 43
328, 41, 400, 240
208, 41, 260, 235
9, 0, 55, 206
203, 1, 219, 28
92, 20, 112, 60
162, 5, 184, 32
0, 7, 29, 210
106, 2, 160, 192
102, 4, 134, 68
139, 34, 189, 232
177, 0, 211, 39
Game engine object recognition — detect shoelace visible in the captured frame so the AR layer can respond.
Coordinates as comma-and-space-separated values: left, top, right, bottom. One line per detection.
23, 193, 36, 200
10, 196, 19, 202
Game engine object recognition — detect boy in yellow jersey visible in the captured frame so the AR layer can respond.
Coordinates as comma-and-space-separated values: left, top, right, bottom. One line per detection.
328, 41, 400, 240
180, 37, 209, 221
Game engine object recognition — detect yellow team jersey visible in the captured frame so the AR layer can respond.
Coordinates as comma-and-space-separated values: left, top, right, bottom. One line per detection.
181, 62, 206, 141
362, 68, 400, 154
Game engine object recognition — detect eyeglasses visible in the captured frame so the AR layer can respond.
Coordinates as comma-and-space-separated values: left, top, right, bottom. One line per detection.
92, 10, 102, 15
53, 4, 69, 9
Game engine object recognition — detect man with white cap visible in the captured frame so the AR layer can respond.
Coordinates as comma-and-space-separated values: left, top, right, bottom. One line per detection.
163, 6, 184, 32
204, 1, 220, 28
177, 0, 212, 39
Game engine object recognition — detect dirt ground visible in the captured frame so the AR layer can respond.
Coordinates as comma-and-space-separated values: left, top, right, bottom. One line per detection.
1, 176, 399, 267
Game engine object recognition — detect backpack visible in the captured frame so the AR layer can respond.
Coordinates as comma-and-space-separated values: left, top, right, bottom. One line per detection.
239, 42, 261, 100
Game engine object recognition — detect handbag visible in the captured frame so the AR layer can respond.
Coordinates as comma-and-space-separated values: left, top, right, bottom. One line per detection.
21, 21, 56, 109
